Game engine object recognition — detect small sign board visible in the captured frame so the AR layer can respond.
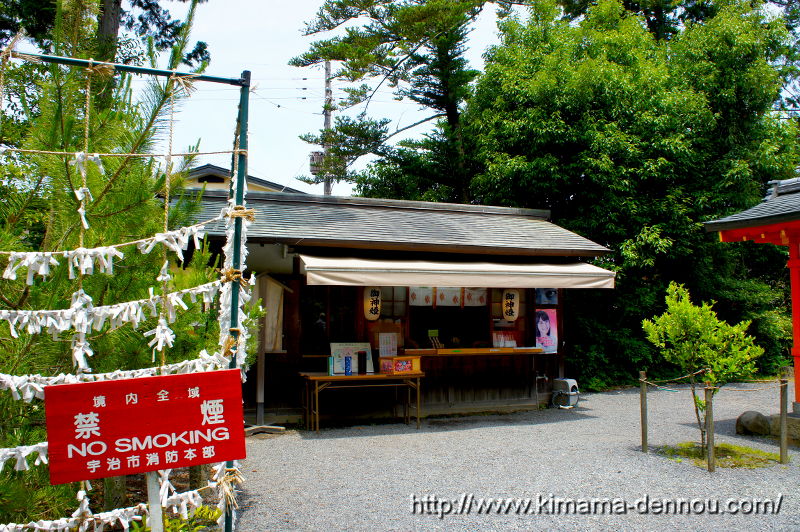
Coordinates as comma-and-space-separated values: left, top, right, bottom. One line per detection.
45, 369, 246, 485
378, 332, 398, 358
329, 342, 374, 375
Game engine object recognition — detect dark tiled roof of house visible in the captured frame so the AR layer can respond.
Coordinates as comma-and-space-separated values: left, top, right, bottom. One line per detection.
197, 190, 609, 257
188, 164, 305, 194
705, 178, 800, 232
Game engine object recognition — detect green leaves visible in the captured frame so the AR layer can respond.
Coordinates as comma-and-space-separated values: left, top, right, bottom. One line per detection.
468, 0, 796, 384
642, 282, 763, 385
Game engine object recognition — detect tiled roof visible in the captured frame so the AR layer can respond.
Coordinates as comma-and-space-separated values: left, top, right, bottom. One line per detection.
197, 191, 609, 257
705, 178, 800, 232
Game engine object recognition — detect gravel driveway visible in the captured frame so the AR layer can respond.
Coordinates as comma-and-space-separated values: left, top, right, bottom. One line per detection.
237, 382, 798, 531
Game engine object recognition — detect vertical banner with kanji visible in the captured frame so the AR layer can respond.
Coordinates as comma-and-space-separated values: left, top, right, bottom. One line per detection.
45, 369, 246, 485
364, 286, 381, 321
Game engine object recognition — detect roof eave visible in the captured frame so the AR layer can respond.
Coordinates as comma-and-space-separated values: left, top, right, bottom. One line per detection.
205, 233, 609, 257
200, 189, 551, 219
704, 213, 800, 233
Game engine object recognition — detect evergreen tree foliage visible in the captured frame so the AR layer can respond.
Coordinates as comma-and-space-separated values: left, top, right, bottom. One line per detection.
291, 0, 483, 200
466, 0, 796, 387
0, 0, 222, 521
0, 0, 209, 66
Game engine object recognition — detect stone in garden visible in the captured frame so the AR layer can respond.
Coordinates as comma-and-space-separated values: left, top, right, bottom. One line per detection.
769, 413, 800, 443
736, 411, 771, 435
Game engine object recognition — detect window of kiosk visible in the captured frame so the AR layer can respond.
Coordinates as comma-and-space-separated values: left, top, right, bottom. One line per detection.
380, 287, 407, 320
408, 305, 490, 349
300, 285, 357, 354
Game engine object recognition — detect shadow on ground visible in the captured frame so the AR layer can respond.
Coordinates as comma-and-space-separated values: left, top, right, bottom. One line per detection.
292, 404, 598, 440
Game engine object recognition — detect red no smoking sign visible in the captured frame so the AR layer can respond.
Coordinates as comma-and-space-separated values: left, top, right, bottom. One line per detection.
45, 369, 246, 485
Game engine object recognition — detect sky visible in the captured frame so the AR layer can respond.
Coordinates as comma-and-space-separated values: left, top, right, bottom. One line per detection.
145, 0, 507, 196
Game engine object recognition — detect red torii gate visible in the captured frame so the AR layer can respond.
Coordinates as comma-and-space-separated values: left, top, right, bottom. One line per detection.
705, 179, 800, 411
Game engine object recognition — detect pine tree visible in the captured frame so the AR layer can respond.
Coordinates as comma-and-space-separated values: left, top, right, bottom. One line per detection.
0, 0, 218, 520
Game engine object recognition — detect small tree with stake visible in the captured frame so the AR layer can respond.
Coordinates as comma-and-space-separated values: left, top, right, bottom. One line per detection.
642, 282, 764, 449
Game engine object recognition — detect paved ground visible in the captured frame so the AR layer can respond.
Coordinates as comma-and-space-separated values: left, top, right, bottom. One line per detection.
237, 382, 799, 531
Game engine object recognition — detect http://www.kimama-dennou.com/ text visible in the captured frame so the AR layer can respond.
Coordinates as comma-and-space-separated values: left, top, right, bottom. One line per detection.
410, 493, 783, 519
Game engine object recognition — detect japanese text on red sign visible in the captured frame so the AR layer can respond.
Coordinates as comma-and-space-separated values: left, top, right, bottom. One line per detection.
45, 370, 245, 485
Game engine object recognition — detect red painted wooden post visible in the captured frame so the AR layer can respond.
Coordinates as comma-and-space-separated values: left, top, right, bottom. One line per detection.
788, 241, 800, 405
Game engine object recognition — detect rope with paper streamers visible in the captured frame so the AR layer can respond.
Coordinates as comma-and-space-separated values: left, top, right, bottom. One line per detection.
0, 442, 48, 473
0, 348, 236, 402
0, 502, 148, 532
0, 281, 220, 337
0, 485, 213, 531
216, 130, 253, 373
0, 210, 231, 284
0, 281, 221, 370
0, 482, 217, 531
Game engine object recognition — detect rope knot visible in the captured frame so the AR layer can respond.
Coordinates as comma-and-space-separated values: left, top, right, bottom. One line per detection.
221, 334, 238, 359
227, 205, 256, 222
217, 467, 245, 512
84, 59, 114, 78
219, 267, 247, 288
170, 71, 198, 95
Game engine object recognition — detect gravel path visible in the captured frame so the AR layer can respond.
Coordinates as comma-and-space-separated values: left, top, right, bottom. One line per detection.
237, 382, 799, 531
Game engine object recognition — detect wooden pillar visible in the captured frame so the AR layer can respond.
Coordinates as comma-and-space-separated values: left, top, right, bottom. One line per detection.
355, 286, 367, 342
788, 241, 800, 406
286, 256, 303, 359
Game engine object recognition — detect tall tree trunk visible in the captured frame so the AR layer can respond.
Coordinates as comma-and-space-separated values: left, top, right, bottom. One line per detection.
189, 464, 210, 490
439, 50, 470, 204
96, 0, 123, 108
97, 0, 122, 62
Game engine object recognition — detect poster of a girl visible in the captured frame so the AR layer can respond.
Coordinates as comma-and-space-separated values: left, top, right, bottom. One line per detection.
535, 309, 558, 353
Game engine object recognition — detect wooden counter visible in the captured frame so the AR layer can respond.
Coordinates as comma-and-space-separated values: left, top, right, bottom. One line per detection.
404, 347, 543, 357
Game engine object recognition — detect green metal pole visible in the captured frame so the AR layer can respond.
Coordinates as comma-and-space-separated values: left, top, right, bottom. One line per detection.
224, 70, 249, 532
10, 52, 246, 86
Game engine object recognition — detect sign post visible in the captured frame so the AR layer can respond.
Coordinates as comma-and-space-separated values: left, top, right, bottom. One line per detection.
146, 471, 164, 531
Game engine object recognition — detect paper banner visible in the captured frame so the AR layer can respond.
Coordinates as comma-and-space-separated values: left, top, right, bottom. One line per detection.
0, 282, 221, 340
409, 287, 434, 306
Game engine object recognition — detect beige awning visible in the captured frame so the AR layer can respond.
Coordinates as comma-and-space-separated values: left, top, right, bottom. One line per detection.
299, 255, 615, 289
